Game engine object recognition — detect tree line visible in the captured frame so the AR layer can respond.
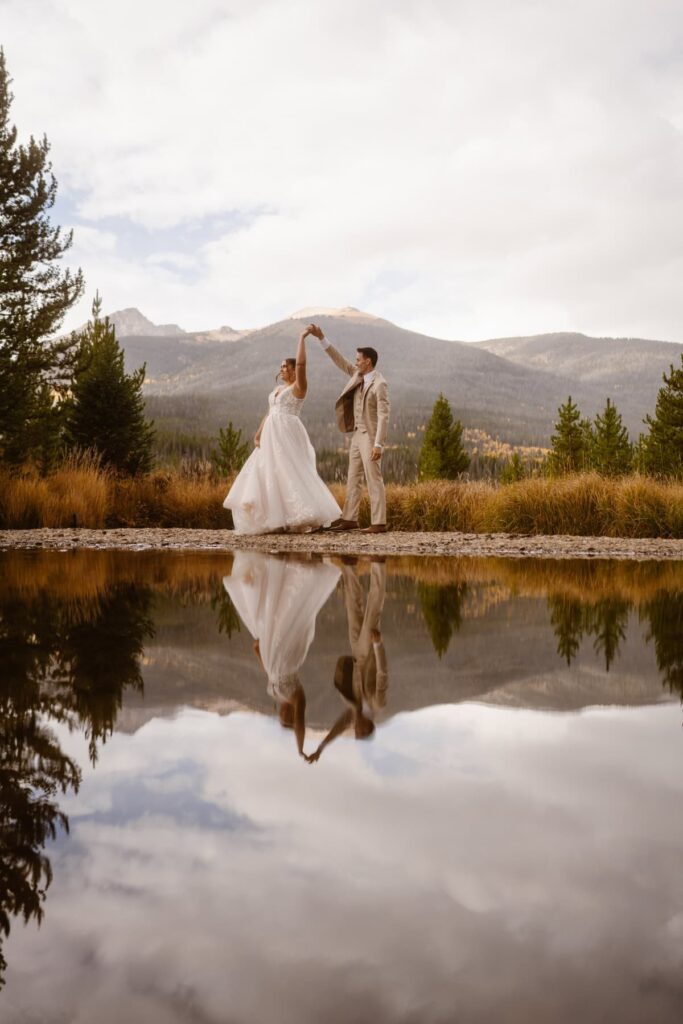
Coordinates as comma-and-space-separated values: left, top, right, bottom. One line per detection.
1, 46, 681, 485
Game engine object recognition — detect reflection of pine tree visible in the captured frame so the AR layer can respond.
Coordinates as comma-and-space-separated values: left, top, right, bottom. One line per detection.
548, 595, 630, 669
0, 577, 155, 982
642, 591, 683, 698
58, 585, 155, 763
212, 588, 242, 639
588, 600, 629, 671
418, 582, 467, 658
548, 595, 585, 665
0, 670, 80, 988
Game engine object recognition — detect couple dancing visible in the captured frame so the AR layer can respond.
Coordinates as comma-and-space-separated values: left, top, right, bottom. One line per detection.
224, 323, 389, 534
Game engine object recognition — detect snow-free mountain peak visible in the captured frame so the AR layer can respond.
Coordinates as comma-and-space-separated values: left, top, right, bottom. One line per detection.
106, 308, 187, 338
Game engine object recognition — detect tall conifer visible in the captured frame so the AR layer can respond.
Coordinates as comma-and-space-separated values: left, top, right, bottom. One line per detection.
642, 356, 683, 478
548, 396, 589, 475
591, 398, 632, 476
0, 49, 84, 464
418, 393, 470, 480
66, 295, 155, 475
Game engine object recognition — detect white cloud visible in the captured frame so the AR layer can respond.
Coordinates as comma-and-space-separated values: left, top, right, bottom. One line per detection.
3, 0, 683, 339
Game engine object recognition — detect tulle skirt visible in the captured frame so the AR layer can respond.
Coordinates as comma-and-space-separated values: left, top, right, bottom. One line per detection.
223, 412, 341, 535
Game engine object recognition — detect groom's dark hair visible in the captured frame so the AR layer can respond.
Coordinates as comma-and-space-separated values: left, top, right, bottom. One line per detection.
357, 347, 378, 367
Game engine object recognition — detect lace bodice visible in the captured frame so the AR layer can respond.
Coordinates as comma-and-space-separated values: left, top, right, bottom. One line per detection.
269, 384, 304, 418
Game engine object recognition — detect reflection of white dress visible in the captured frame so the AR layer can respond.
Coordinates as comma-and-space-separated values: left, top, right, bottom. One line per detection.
223, 384, 341, 535
224, 551, 340, 702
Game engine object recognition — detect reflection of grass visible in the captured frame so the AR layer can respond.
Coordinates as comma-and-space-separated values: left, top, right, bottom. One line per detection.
0, 550, 234, 604
386, 556, 683, 607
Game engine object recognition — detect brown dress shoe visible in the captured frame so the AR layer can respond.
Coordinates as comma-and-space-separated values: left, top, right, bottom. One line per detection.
325, 519, 359, 532
360, 524, 387, 534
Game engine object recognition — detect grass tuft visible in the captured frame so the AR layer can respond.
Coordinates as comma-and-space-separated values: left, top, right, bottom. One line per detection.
1, 467, 682, 537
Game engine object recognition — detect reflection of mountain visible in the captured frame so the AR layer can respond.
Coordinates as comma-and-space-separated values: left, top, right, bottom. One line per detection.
121, 580, 676, 733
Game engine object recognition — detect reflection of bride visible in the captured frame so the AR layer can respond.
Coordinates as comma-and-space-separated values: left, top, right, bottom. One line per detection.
223, 551, 340, 756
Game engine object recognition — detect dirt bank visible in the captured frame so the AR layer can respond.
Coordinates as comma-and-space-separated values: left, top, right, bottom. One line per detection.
2, 528, 683, 560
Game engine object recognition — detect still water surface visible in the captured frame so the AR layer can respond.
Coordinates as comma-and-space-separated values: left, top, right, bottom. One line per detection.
1, 550, 682, 1023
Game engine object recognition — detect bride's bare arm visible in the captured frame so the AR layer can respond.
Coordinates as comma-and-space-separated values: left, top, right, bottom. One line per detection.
293, 330, 308, 398
254, 413, 267, 447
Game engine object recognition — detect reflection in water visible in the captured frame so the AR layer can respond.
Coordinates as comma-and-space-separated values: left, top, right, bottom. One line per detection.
308, 557, 389, 762
644, 590, 683, 698
418, 578, 467, 658
224, 552, 340, 758
548, 595, 630, 670
0, 699, 80, 988
0, 549, 682, 1020
0, 579, 154, 986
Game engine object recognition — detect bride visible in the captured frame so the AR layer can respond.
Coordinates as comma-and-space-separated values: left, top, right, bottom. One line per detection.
223, 328, 341, 534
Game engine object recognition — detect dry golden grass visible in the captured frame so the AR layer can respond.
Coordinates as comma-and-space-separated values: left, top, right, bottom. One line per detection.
1, 467, 682, 538
383, 474, 683, 538
0, 462, 233, 531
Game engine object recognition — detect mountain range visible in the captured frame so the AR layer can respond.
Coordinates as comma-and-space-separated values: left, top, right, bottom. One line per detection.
110, 306, 683, 444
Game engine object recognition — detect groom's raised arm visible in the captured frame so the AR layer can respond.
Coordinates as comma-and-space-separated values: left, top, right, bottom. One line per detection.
308, 324, 355, 376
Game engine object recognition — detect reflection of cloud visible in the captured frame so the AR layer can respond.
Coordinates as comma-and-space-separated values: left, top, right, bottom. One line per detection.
5, 704, 683, 1023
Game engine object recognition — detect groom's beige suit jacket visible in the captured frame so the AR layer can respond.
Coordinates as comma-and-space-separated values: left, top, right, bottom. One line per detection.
324, 343, 390, 447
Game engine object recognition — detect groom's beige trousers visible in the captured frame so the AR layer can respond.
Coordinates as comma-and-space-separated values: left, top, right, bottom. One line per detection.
343, 428, 386, 525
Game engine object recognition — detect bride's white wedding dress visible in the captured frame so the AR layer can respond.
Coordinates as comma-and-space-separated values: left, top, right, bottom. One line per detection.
223, 551, 340, 702
224, 384, 341, 535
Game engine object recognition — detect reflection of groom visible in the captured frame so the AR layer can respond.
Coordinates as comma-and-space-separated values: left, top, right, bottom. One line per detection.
308, 323, 390, 533
306, 557, 388, 762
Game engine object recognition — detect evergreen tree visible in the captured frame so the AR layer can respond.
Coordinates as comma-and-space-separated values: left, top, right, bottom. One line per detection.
418, 393, 470, 480
66, 295, 155, 475
642, 356, 683, 478
0, 49, 84, 465
211, 421, 249, 476
500, 451, 525, 484
591, 398, 633, 476
548, 396, 589, 475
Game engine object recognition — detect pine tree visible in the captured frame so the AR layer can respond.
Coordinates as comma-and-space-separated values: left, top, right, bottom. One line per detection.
0, 49, 84, 465
642, 356, 683, 478
591, 398, 632, 476
548, 396, 589, 475
500, 451, 525, 484
66, 295, 155, 475
418, 393, 470, 480
211, 421, 249, 476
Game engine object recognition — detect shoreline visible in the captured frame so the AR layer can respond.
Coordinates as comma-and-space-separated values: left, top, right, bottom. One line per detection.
2, 528, 683, 560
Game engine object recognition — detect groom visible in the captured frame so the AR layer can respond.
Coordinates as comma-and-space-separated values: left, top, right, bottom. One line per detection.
308, 323, 389, 533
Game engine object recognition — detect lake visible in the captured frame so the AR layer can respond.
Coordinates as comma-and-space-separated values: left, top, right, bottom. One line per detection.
1, 549, 682, 1023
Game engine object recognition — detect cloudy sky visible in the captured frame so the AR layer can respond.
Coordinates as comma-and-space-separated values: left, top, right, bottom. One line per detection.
3, 0, 683, 340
